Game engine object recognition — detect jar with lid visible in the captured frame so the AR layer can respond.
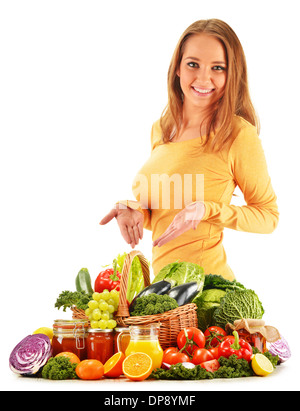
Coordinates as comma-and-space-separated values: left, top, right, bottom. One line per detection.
52, 319, 88, 360
236, 328, 266, 352
86, 329, 114, 364
113, 327, 130, 354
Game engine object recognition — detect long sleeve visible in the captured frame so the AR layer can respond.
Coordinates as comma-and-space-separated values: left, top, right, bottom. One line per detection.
202, 125, 279, 234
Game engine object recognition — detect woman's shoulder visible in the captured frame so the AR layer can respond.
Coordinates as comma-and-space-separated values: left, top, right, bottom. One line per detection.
230, 116, 259, 149
232, 115, 258, 136
150, 119, 163, 150
228, 116, 262, 161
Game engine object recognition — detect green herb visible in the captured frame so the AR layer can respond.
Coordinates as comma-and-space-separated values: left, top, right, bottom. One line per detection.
131, 293, 178, 316
149, 363, 214, 380
54, 290, 92, 312
214, 355, 254, 378
41, 356, 78, 380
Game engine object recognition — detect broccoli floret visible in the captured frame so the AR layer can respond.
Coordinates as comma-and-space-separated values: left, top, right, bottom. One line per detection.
131, 294, 178, 316
41, 356, 78, 380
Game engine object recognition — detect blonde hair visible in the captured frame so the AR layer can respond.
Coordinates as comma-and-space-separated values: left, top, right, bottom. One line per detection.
160, 19, 260, 151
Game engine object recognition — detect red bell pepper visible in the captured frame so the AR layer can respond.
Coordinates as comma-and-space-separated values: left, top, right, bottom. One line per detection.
218, 331, 253, 362
94, 261, 121, 293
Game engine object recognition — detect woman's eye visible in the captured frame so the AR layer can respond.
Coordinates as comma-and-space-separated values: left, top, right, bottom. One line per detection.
213, 65, 226, 71
187, 62, 198, 68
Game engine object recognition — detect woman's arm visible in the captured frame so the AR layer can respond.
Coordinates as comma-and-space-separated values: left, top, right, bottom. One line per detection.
202, 125, 279, 233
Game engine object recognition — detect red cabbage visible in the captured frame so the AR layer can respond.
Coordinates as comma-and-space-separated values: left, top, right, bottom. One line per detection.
266, 335, 291, 364
9, 334, 52, 375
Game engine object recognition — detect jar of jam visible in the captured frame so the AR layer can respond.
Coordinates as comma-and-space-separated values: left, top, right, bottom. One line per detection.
86, 329, 114, 364
113, 327, 130, 354
236, 328, 266, 352
52, 319, 88, 360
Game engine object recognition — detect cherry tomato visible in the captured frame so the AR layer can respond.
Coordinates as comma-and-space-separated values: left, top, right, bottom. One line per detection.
191, 348, 214, 365
75, 360, 104, 380
204, 326, 227, 348
163, 347, 178, 360
177, 327, 205, 355
200, 359, 220, 373
163, 351, 190, 365
208, 347, 220, 360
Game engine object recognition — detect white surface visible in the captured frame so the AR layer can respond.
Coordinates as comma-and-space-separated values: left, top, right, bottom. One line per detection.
1, 0, 299, 392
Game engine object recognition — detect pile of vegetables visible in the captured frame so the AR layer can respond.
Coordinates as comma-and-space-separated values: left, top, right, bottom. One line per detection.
150, 325, 280, 380
8, 254, 292, 381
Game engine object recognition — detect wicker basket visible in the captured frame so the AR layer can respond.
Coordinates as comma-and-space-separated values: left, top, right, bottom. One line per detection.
71, 306, 89, 325
115, 250, 198, 349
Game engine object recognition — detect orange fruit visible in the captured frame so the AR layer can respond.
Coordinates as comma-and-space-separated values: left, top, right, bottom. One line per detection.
122, 352, 153, 381
55, 352, 81, 364
75, 359, 104, 380
104, 352, 125, 378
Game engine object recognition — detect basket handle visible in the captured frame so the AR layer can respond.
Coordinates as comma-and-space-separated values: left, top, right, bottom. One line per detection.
116, 250, 150, 318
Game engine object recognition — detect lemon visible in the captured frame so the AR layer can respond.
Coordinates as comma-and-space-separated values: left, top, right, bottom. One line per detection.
33, 327, 53, 341
251, 353, 274, 376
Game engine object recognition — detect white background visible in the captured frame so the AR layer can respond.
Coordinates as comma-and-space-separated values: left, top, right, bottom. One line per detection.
1, 0, 299, 392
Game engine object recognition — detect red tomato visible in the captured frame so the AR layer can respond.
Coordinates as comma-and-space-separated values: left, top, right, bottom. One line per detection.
204, 326, 227, 348
200, 359, 220, 373
191, 348, 214, 365
177, 327, 205, 355
163, 351, 190, 365
163, 347, 178, 361
208, 347, 220, 360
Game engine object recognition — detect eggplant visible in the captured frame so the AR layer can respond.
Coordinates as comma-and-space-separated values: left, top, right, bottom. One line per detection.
167, 282, 199, 306
129, 280, 172, 313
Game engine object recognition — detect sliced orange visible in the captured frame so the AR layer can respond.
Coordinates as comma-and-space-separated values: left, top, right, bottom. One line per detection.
55, 351, 81, 364
104, 352, 125, 378
122, 352, 153, 381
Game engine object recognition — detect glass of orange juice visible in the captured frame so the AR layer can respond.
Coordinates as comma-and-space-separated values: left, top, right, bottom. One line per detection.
123, 323, 163, 370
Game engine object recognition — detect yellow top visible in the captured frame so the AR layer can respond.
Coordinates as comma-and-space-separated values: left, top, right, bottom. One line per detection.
120, 116, 279, 280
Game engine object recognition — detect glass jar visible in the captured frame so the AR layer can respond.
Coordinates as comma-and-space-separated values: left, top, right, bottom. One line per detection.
52, 319, 88, 360
86, 329, 114, 364
124, 323, 163, 370
113, 327, 130, 354
236, 328, 266, 352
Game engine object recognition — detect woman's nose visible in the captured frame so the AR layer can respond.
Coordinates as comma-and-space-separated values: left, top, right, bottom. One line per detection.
197, 67, 211, 84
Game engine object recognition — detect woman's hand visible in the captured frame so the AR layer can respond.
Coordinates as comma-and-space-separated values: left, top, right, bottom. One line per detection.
100, 204, 144, 249
153, 202, 205, 247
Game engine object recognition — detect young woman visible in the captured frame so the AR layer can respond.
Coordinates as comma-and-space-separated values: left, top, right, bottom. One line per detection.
100, 19, 279, 280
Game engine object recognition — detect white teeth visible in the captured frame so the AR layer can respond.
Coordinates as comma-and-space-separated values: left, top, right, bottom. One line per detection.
193, 87, 213, 94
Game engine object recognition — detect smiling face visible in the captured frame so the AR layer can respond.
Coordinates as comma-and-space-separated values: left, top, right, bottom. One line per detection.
177, 33, 227, 113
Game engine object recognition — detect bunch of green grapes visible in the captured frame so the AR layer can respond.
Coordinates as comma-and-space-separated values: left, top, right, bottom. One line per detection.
85, 289, 119, 329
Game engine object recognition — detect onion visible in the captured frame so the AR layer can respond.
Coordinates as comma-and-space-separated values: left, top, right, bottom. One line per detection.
266, 335, 291, 364
9, 334, 52, 375
181, 362, 195, 369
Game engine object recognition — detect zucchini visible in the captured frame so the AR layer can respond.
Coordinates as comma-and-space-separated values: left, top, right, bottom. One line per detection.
75, 268, 94, 294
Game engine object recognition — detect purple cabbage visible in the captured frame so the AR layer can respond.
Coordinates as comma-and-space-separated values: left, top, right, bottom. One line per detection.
9, 334, 52, 375
266, 335, 291, 364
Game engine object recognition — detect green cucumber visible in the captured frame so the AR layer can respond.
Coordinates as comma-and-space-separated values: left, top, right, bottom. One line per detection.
75, 268, 94, 294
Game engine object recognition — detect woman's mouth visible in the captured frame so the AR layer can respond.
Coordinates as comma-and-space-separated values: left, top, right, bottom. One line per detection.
191, 86, 215, 96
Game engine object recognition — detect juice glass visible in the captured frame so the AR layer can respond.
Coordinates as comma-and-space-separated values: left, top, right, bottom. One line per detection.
123, 323, 163, 370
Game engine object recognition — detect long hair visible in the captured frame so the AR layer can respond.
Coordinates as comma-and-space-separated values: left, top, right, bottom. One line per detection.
160, 19, 260, 151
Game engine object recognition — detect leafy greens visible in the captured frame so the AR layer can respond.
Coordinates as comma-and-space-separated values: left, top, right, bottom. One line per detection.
152, 261, 205, 299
